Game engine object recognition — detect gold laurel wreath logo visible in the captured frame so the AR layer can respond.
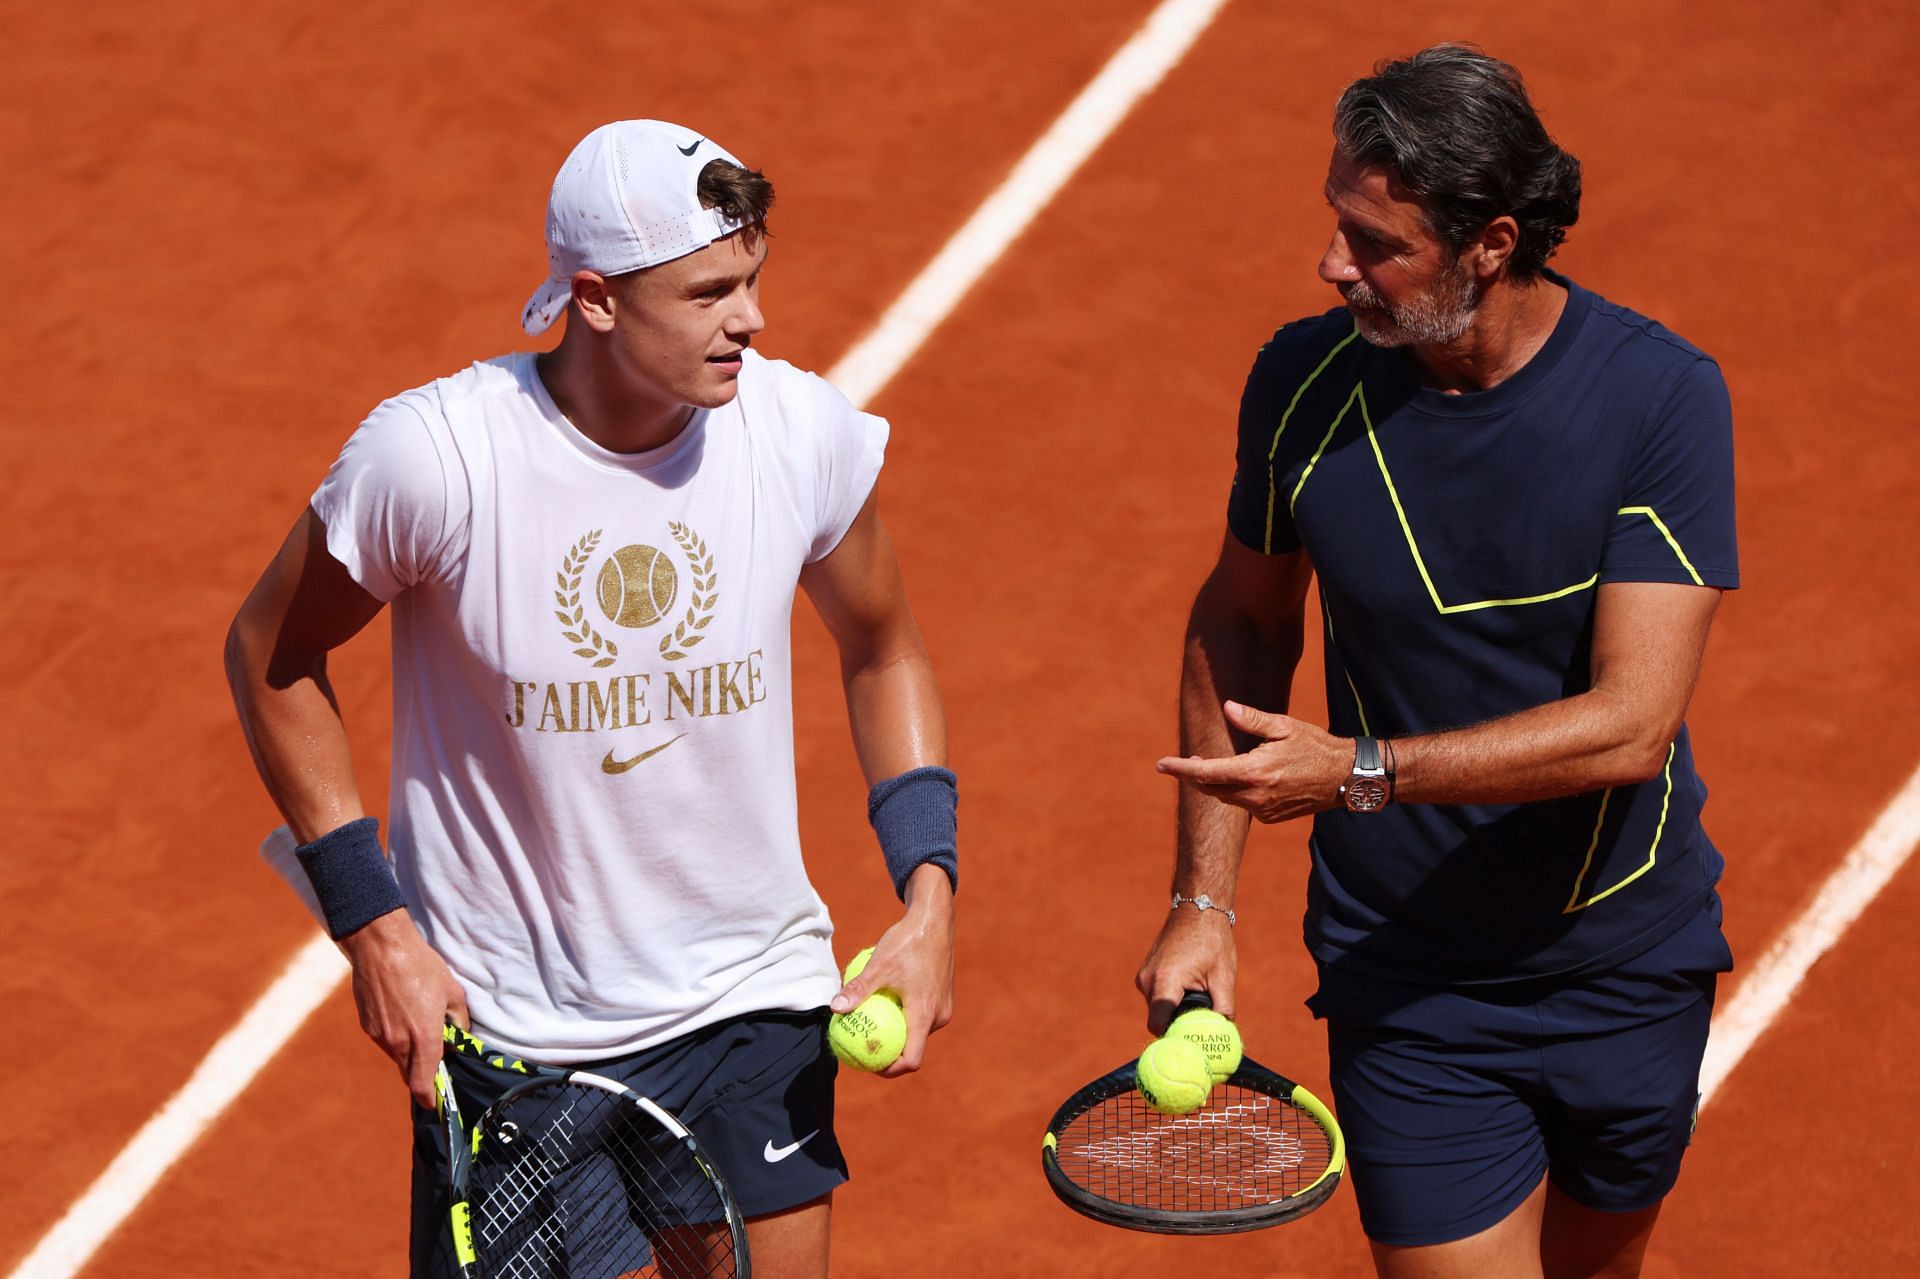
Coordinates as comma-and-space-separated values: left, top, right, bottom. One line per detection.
659, 521, 717, 660
554, 531, 619, 669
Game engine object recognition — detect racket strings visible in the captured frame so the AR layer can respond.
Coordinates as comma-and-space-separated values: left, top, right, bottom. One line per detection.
471, 1084, 741, 1277
1058, 1084, 1335, 1214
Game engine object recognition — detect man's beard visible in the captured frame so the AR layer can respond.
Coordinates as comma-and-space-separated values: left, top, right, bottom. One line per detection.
1342, 259, 1479, 348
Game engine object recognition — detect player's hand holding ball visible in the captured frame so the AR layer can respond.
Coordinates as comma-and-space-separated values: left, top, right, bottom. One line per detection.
829, 946, 908, 1072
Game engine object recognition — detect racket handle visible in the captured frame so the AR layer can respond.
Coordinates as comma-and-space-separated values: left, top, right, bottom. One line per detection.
1175, 989, 1214, 1018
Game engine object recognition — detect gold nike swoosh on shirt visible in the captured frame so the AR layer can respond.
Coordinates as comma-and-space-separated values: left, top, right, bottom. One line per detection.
601, 734, 688, 775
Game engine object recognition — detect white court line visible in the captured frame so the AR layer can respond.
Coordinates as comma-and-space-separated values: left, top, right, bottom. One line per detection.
1700, 759, 1920, 1106
7, 937, 347, 1279
5, 4, 1233, 1277
829, 0, 1233, 408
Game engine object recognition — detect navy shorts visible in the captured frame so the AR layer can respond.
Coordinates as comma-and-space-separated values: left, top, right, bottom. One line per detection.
1309, 898, 1732, 1248
408, 1008, 846, 1277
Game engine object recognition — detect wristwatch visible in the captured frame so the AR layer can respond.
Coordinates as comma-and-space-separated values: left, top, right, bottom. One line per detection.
1339, 736, 1391, 813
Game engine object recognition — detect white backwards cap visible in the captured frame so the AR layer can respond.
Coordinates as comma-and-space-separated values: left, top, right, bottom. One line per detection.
521, 120, 749, 336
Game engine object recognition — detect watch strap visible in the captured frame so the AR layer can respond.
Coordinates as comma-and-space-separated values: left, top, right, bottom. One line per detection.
1340, 735, 1391, 812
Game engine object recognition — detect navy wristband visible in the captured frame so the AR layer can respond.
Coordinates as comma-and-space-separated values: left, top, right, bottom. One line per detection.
867, 766, 959, 900
295, 816, 407, 940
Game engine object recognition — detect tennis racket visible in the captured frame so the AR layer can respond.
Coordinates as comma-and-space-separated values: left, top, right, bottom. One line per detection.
1041, 993, 1345, 1235
437, 1021, 751, 1278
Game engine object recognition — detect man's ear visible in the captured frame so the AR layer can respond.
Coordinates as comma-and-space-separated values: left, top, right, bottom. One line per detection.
569, 271, 618, 333
1469, 215, 1520, 280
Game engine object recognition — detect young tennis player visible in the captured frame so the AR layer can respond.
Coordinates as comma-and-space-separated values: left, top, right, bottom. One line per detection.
226, 120, 958, 1278
1137, 47, 1736, 1279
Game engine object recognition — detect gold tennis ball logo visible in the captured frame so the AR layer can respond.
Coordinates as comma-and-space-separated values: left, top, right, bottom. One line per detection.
596, 544, 678, 628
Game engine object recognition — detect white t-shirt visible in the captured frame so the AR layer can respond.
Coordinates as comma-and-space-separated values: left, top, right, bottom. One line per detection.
311, 349, 886, 1062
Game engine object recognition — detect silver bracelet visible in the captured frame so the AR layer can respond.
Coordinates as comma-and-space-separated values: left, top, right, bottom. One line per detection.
1170, 892, 1236, 927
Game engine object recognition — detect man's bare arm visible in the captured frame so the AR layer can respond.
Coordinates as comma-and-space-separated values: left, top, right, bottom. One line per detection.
1137, 534, 1313, 1032
226, 507, 382, 841
1158, 581, 1722, 818
225, 506, 467, 1106
799, 488, 953, 1077
1392, 582, 1719, 801
798, 489, 948, 784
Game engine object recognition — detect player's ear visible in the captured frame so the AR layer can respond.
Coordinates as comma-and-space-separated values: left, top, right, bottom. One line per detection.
1470, 215, 1520, 280
569, 270, 619, 333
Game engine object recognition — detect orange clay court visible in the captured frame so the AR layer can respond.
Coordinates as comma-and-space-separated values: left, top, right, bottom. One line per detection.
3, 2, 1918, 1276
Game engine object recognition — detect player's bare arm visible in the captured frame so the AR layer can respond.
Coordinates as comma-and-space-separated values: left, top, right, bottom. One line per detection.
225, 507, 381, 840
225, 505, 468, 1106
798, 487, 955, 1077
1157, 581, 1722, 818
1137, 534, 1312, 1032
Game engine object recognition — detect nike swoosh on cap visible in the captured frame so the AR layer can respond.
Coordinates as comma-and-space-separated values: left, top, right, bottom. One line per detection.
678, 138, 703, 156
763, 1131, 820, 1163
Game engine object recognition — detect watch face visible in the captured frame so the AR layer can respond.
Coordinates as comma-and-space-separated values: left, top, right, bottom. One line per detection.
1345, 778, 1389, 812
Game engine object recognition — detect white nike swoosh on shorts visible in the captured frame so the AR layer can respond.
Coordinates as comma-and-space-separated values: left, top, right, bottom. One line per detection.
763, 1130, 821, 1163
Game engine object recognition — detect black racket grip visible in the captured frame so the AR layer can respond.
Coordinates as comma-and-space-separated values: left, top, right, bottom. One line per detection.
1175, 990, 1214, 1018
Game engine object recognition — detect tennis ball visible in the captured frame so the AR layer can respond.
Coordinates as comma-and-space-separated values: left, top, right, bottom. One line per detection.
840, 946, 902, 1006
1136, 1037, 1213, 1115
597, 544, 678, 628
829, 995, 907, 1072
1166, 1008, 1243, 1084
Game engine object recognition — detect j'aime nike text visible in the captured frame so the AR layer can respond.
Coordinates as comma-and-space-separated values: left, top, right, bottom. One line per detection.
505, 650, 768, 736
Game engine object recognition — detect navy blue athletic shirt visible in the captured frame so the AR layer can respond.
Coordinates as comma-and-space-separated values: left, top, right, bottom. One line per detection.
1225, 273, 1738, 984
